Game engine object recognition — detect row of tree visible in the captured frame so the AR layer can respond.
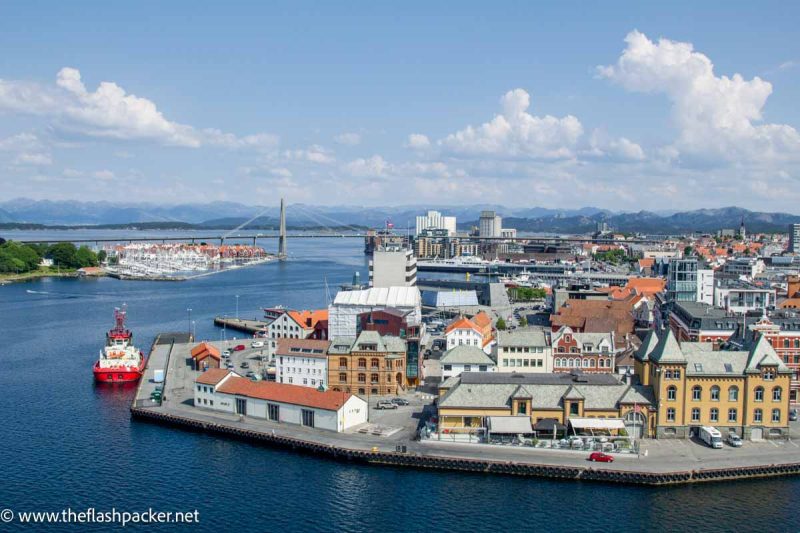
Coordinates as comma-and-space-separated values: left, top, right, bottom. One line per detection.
0, 240, 101, 274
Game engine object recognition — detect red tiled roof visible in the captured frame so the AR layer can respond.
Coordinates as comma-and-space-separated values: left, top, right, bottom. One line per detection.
287, 309, 329, 329
472, 311, 492, 328
196, 368, 233, 385
445, 316, 480, 334
217, 376, 354, 411
191, 342, 220, 360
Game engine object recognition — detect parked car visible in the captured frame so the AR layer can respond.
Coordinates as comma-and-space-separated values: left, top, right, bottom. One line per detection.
376, 400, 397, 410
240, 361, 249, 369
391, 398, 409, 406
225, 362, 234, 369
245, 371, 256, 378
727, 434, 743, 447
233, 344, 246, 351
251, 341, 265, 348
222, 350, 231, 357
790, 409, 798, 422
588, 452, 614, 463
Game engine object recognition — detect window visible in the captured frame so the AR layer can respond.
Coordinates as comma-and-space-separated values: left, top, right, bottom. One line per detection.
710, 408, 719, 422
358, 373, 366, 383
754, 387, 764, 402
673, 369, 681, 379
443, 365, 452, 371
754, 408, 763, 423
339, 357, 348, 369
666, 408, 675, 422
764, 369, 775, 380
268, 403, 280, 421
728, 408, 737, 423
301, 409, 315, 428
464, 365, 472, 372
358, 358, 367, 369
665, 369, 673, 379
728, 386, 739, 402
772, 409, 781, 423
694, 363, 703, 372
371, 358, 379, 369
479, 365, 487, 372
517, 402, 527, 415
710, 386, 720, 401
692, 385, 702, 401
691, 408, 700, 422
773, 387, 782, 401
371, 373, 379, 384
667, 386, 677, 401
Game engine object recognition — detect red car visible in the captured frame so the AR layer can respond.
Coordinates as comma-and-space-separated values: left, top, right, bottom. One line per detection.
588, 452, 614, 463
233, 344, 246, 351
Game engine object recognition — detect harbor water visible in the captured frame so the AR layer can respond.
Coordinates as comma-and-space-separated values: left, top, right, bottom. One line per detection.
0, 234, 798, 532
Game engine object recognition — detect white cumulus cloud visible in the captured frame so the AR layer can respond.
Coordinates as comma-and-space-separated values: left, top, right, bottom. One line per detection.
334, 132, 361, 146
0, 67, 278, 150
439, 89, 584, 159
598, 30, 800, 164
405, 133, 431, 150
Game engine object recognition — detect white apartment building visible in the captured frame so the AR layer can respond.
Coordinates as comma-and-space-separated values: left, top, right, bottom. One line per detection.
494, 328, 553, 373
275, 338, 330, 389
415, 210, 457, 236
439, 345, 497, 379
369, 248, 417, 288
698, 268, 714, 305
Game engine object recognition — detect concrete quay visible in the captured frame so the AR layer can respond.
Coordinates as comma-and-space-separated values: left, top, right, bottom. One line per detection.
131, 336, 800, 486
213, 316, 269, 335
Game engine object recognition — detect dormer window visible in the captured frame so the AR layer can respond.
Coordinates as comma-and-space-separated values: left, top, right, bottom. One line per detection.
763, 369, 776, 381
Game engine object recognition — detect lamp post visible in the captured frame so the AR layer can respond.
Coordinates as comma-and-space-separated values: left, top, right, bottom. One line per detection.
235, 295, 240, 321
192, 320, 196, 341
187, 308, 192, 339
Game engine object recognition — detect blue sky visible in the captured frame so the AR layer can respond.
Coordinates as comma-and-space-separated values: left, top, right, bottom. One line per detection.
1, 1, 799, 211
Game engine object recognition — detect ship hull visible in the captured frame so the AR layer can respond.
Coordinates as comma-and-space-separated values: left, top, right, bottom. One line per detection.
93, 359, 146, 383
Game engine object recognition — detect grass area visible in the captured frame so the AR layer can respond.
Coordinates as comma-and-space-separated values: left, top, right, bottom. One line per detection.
0, 266, 79, 282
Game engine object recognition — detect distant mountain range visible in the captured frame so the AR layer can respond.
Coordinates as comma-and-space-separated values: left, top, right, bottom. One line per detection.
0, 199, 798, 235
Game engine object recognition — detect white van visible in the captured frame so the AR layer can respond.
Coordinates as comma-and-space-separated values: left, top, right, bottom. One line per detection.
699, 426, 723, 449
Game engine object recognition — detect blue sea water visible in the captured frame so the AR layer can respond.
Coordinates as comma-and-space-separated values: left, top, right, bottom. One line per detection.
0, 235, 798, 532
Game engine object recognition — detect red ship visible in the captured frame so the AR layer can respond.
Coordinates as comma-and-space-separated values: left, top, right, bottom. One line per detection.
93, 306, 146, 383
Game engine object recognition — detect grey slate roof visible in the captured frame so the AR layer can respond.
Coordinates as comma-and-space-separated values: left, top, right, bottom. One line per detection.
635, 330, 659, 362
327, 332, 406, 354
440, 345, 496, 366
497, 327, 548, 347
458, 371, 621, 386
439, 379, 654, 411
649, 329, 686, 364
745, 334, 791, 373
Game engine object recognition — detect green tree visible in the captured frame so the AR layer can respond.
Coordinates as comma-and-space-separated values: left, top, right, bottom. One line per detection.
75, 245, 99, 267
496, 317, 507, 330
97, 250, 107, 263
519, 316, 528, 327
47, 242, 79, 268
683, 246, 693, 257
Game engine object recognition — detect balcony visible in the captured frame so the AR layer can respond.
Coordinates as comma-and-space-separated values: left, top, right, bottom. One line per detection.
338, 366, 348, 371
357, 366, 367, 371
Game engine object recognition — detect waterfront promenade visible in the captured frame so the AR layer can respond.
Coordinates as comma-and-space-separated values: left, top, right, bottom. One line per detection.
131, 337, 800, 485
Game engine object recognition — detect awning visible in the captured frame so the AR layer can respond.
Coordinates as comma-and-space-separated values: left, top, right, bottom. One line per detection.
487, 416, 533, 434
568, 417, 626, 430
533, 418, 567, 432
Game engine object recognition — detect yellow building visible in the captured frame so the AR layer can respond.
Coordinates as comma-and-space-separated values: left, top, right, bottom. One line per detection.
634, 329, 792, 440
437, 372, 656, 439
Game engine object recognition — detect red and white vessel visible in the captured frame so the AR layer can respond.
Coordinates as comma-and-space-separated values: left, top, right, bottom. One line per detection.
93, 307, 146, 383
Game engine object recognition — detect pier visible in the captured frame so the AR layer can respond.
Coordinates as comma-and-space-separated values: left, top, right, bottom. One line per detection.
131, 335, 800, 486
213, 316, 269, 335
